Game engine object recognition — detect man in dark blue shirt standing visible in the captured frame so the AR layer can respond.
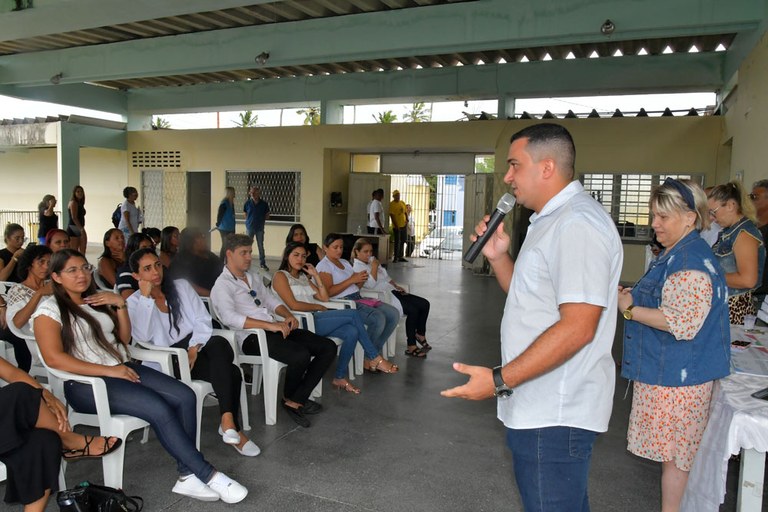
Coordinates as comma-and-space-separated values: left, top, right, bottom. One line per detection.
244, 186, 270, 270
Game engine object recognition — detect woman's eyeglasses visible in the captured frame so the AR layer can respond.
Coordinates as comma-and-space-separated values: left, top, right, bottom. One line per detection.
708, 205, 721, 217
248, 289, 261, 306
60, 264, 95, 275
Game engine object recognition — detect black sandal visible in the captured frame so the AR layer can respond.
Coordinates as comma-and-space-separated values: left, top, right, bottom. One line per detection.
404, 347, 427, 358
417, 340, 432, 352
62, 435, 123, 461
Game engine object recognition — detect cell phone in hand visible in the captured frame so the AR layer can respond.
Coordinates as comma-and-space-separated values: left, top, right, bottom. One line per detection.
751, 387, 768, 401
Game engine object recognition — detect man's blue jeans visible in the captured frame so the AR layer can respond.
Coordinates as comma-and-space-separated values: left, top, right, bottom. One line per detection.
311, 309, 379, 378
64, 362, 215, 483
247, 227, 266, 266
506, 426, 598, 512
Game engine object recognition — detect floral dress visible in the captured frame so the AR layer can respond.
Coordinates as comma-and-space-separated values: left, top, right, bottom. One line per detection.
627, 270, 715, 471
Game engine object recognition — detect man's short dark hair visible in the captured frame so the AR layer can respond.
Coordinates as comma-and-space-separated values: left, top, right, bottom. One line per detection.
123, 186, 137, 198
510, 123, 576, 178
224, 233, 252, 254
753, 179, 768, 190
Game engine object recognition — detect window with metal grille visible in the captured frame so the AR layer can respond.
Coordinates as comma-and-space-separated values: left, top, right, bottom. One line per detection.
579, 173, 704, 240
226, 170, 301, 223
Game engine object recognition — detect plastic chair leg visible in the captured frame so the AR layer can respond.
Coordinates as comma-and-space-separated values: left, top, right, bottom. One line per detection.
101, 444, 127, 489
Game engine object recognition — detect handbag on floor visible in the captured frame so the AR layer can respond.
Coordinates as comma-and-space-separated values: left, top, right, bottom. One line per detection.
57, 481, 143, 512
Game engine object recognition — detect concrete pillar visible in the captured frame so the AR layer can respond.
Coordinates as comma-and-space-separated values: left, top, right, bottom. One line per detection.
320, 100, 344, 125
57, 123, 80, 227
498, 95, 516, 119
127, 113, 153, 131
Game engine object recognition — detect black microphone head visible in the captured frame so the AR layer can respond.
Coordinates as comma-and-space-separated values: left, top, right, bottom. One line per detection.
496, 193, 516, 214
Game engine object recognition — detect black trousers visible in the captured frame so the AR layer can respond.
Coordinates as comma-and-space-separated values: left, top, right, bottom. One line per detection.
1, 326, 31, 372
242, 328, 336, 404
394, 227, 407, 259
392, 291, 430, 345
176, 336, 244, 431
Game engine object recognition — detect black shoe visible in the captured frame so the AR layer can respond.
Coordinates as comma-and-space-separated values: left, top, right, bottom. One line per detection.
282, 402, 310, 427
301, 400, 323, 415
398, 258, 408, 262
260, 264, 270, 271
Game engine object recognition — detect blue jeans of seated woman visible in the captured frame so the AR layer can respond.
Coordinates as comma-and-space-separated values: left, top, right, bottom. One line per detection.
312, 309, 379, 379
343, 295, 399, 353
64, 361, 215, 483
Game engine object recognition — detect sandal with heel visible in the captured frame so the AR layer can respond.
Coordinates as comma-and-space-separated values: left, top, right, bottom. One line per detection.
62, 435, 123, 461
371, 356, 399, 373
332, 379, 361, 394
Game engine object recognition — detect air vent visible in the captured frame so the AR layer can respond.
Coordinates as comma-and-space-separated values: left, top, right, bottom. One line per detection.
131, 150, 181, 168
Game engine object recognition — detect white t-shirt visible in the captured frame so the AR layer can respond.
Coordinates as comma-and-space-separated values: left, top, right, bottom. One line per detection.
118, 201, 143, 232
367, 199, 384, 229
277, 271, 322, 305
32, 296, 128, 366
351, 258, 404, 317
316, 257, 359, 298
498, 181, 622, 433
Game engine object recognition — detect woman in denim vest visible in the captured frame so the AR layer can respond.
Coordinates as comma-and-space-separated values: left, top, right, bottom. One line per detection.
707, 181, 766, 323
618, 178, 730, 512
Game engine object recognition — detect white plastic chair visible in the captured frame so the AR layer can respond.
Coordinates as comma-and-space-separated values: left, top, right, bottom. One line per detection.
132, 329, 251, 449
291, 310, 355, 381
92, 272, 113, 292
7, 318, 49, 381
34, 344, 151, 489
359, 284, 409, 358
206, 298, 321, 426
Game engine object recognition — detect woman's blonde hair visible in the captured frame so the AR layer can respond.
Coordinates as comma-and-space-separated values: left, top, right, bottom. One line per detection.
350, 238, 374, 263
707, 180, 757, 222
650, 179, 710, 231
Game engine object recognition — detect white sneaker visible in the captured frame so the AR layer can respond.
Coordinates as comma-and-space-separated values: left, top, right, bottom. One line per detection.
172, 475, 220, 502
207, 472, 248, 504
234, 440, 261, 457
218, 426, 240, 445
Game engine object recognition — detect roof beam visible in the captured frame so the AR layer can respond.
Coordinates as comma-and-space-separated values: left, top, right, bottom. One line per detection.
125, 52, 724, 114
0, 83, 127, 115
0, 0, 273, 42
0, 0, 759, 87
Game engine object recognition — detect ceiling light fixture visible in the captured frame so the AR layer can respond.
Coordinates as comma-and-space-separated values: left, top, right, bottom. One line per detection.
255, 52, 270, 65
50, 72, 63, 85
600, 19, 615, 35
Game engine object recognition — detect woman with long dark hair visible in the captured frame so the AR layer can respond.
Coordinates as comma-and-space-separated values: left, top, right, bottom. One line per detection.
5, 245, 54, 370
127, 248, 258, 455
67, 185, 86, 253
97, 228, 125, 288
0, 223, 26, 283
317, 233, 400, 373
32, 249, 248, 503
285, 224, 324, 266
159, 226, 180, 269
273, 242, 398, 393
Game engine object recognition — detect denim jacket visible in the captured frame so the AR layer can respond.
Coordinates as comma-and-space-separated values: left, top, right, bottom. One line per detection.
217, 199, 236, 232
622, 231, 730, 386
712, 217, 765, 297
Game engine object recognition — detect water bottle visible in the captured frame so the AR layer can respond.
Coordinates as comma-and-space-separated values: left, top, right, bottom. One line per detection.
356, 225, 362, 234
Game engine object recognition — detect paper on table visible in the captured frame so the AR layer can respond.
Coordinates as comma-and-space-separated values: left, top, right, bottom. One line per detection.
731, 346, 768, 376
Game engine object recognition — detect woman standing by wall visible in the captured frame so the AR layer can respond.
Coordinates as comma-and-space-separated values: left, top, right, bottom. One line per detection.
216, 187, 236, 245
618, 179, 730, 512
37, 195, 58, 245
707, 181, 766, 323
67, 186, 87, 254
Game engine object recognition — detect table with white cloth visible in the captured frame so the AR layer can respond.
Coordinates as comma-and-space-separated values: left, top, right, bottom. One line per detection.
681, 325, 768, 512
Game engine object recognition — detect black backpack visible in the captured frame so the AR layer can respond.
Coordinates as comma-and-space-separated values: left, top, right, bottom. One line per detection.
111, 203, 122, 228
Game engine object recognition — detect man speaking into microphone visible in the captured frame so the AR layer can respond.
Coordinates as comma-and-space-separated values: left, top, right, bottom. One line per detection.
442, 124, 622, 512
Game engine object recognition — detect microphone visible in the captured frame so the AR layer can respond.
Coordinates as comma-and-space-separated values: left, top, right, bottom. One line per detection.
463, 193, 517, 263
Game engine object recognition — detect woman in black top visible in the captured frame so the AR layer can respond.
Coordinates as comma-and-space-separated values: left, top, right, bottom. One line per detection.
159, 226, 180, 269
285, 224, 324, 266
67, 185, 87, 253
116, 233, 154, 299
0, 223, 25, 283
37, 195, 58, 245
169, 227, 223, 297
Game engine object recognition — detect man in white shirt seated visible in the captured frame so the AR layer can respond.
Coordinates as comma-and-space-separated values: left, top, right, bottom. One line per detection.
210, 234, 336, 428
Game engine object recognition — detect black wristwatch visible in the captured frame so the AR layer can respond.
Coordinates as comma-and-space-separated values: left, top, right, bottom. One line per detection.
492, 365, 513, 398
